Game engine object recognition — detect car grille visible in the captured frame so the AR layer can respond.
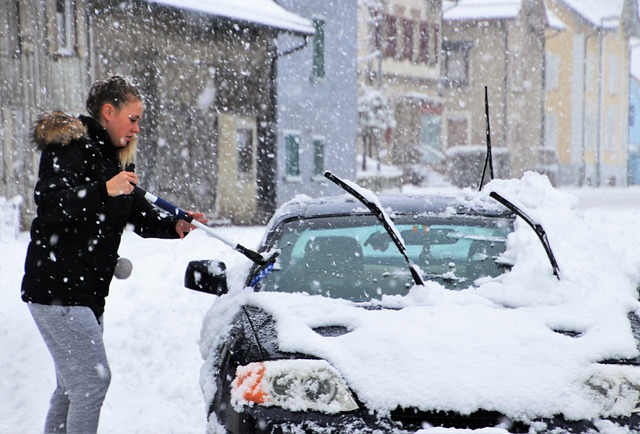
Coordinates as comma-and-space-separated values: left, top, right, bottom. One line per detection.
389, 408, 531, 432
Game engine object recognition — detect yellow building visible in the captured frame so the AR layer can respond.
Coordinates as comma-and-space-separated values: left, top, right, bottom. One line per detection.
545, 0, 640, 186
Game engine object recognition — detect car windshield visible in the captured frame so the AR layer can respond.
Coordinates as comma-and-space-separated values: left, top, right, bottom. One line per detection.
257, 214, 513, 301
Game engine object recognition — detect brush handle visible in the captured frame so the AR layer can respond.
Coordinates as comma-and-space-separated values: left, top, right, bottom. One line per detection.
133, 185, 192, 222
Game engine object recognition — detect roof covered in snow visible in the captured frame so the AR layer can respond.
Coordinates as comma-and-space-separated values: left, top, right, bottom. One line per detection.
144, 0, 315, 35
546, 6, 567, 30
442, 0, 632, 30
443, 0, 522, 21
560, 0, 623, 29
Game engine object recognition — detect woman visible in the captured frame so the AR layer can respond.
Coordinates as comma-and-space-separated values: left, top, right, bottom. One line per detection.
21, 75, 205, 433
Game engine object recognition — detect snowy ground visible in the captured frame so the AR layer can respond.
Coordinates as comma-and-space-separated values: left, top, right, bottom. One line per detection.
2, 180, 640, 434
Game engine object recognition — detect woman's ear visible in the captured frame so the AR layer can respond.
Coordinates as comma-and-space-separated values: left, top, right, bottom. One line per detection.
101, 103, 115, 122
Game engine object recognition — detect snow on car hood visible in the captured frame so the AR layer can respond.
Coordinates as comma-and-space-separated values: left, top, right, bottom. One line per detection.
200, 172, 640, 422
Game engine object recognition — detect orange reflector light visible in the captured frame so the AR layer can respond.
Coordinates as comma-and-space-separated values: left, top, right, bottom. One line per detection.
233, 362, 267, 404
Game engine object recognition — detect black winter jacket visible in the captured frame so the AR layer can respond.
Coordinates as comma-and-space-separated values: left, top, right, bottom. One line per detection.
21, 112, 180, 319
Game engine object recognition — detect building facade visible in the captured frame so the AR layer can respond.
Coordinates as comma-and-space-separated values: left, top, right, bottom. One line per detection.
357, 0, 444, 182
274, 0, 359, 205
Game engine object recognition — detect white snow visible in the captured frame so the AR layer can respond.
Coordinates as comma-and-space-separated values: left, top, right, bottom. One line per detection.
443, 0, 522, 21
560, 0, 624, 29
545, 6, 566, 31
144, 0, 314, 35
443, 0, 624, 29
3, 173, 640, 433
0, 224, 261, 434
0, 195, 21, 242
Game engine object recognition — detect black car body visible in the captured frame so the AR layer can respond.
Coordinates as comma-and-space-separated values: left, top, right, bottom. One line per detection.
187, 182, 640, 434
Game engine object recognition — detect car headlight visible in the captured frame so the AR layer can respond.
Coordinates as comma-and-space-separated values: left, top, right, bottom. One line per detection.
231, 359, 359, 413
584, 365, 640, 417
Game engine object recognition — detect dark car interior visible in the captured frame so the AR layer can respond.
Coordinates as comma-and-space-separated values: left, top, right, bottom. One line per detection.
261, 216, 511, 300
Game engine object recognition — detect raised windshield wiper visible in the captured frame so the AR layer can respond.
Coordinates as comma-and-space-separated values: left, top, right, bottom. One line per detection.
323, 171, 425, 286
489, 192, 560, 279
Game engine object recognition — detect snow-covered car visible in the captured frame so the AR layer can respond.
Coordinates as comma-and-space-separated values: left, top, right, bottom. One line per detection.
186, 172, 640, 434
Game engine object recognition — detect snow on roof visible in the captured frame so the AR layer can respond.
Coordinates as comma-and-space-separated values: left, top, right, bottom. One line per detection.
559, 0, 623, 29
442, 0, 627, 30
144, 0, 315, 35
443, 0, 522, 21
546, 4, 567, 30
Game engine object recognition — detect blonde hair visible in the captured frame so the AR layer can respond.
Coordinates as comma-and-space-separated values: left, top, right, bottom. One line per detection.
119, 135, 137, 168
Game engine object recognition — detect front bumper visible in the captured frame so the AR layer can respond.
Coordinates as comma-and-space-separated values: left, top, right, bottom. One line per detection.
225, 406, 640, 434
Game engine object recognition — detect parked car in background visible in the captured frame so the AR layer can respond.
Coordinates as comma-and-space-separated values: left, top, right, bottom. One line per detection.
186, 172, 640, 434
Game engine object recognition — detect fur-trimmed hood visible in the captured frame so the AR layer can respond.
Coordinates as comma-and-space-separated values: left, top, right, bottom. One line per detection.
32, 111, 87, 150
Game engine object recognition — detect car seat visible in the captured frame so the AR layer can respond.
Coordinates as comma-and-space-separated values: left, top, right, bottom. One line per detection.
466, 239, 505, 279
276, 236, 366, 299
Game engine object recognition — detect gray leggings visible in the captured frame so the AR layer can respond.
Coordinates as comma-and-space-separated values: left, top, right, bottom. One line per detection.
28, 303, 111, 434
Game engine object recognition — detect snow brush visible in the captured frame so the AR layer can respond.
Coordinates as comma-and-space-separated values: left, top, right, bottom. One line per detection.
133, 185, 278, 267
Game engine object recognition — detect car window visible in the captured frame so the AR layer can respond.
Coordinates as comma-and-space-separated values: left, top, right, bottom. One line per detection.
257, 214, 512, 301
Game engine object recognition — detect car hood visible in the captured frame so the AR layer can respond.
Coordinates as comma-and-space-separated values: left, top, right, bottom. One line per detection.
243, 288, 640, 421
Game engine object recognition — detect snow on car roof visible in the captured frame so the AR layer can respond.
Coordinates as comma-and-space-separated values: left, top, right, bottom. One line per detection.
270, 191, 513, 222
200, 172, 640, 425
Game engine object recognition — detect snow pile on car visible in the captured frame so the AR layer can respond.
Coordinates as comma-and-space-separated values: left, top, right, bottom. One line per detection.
199, 172, 640, 428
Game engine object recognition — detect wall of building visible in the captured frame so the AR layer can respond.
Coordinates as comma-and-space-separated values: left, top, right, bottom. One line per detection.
544, 15, 583, 185
275, 0, 359, 204
546, 0, 632, 187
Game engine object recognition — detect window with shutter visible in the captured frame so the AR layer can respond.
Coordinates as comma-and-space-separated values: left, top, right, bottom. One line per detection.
371, 9, 382, 52
312, 137, 325, 176
383, 14, 397, 59
402, 19, 414, 61
312, 18, 325, 79
432, 24, 439, 65
418, 22, 430, 64
285, 133, 301, 177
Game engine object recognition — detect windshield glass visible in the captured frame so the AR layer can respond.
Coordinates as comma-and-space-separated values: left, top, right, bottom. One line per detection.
257, 214, 513, 301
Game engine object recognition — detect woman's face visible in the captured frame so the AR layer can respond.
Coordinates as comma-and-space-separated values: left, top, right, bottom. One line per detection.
101, 98, 143, 148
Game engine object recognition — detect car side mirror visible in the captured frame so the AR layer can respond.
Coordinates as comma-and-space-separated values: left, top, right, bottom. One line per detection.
184, 260, 228, 296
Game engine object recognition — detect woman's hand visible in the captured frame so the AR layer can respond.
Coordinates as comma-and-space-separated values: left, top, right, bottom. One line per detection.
106, 171, 138, 196
176, 211, 208, 239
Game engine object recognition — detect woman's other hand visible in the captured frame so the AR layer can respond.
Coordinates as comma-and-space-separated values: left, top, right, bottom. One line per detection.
176, 211, 208, 239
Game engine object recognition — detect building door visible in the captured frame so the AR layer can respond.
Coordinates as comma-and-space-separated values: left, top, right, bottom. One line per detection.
217, 114, 258, 223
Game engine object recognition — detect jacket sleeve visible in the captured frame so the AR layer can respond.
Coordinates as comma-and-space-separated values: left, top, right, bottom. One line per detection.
34, 143, 108, 223
128, 192, 181, 239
